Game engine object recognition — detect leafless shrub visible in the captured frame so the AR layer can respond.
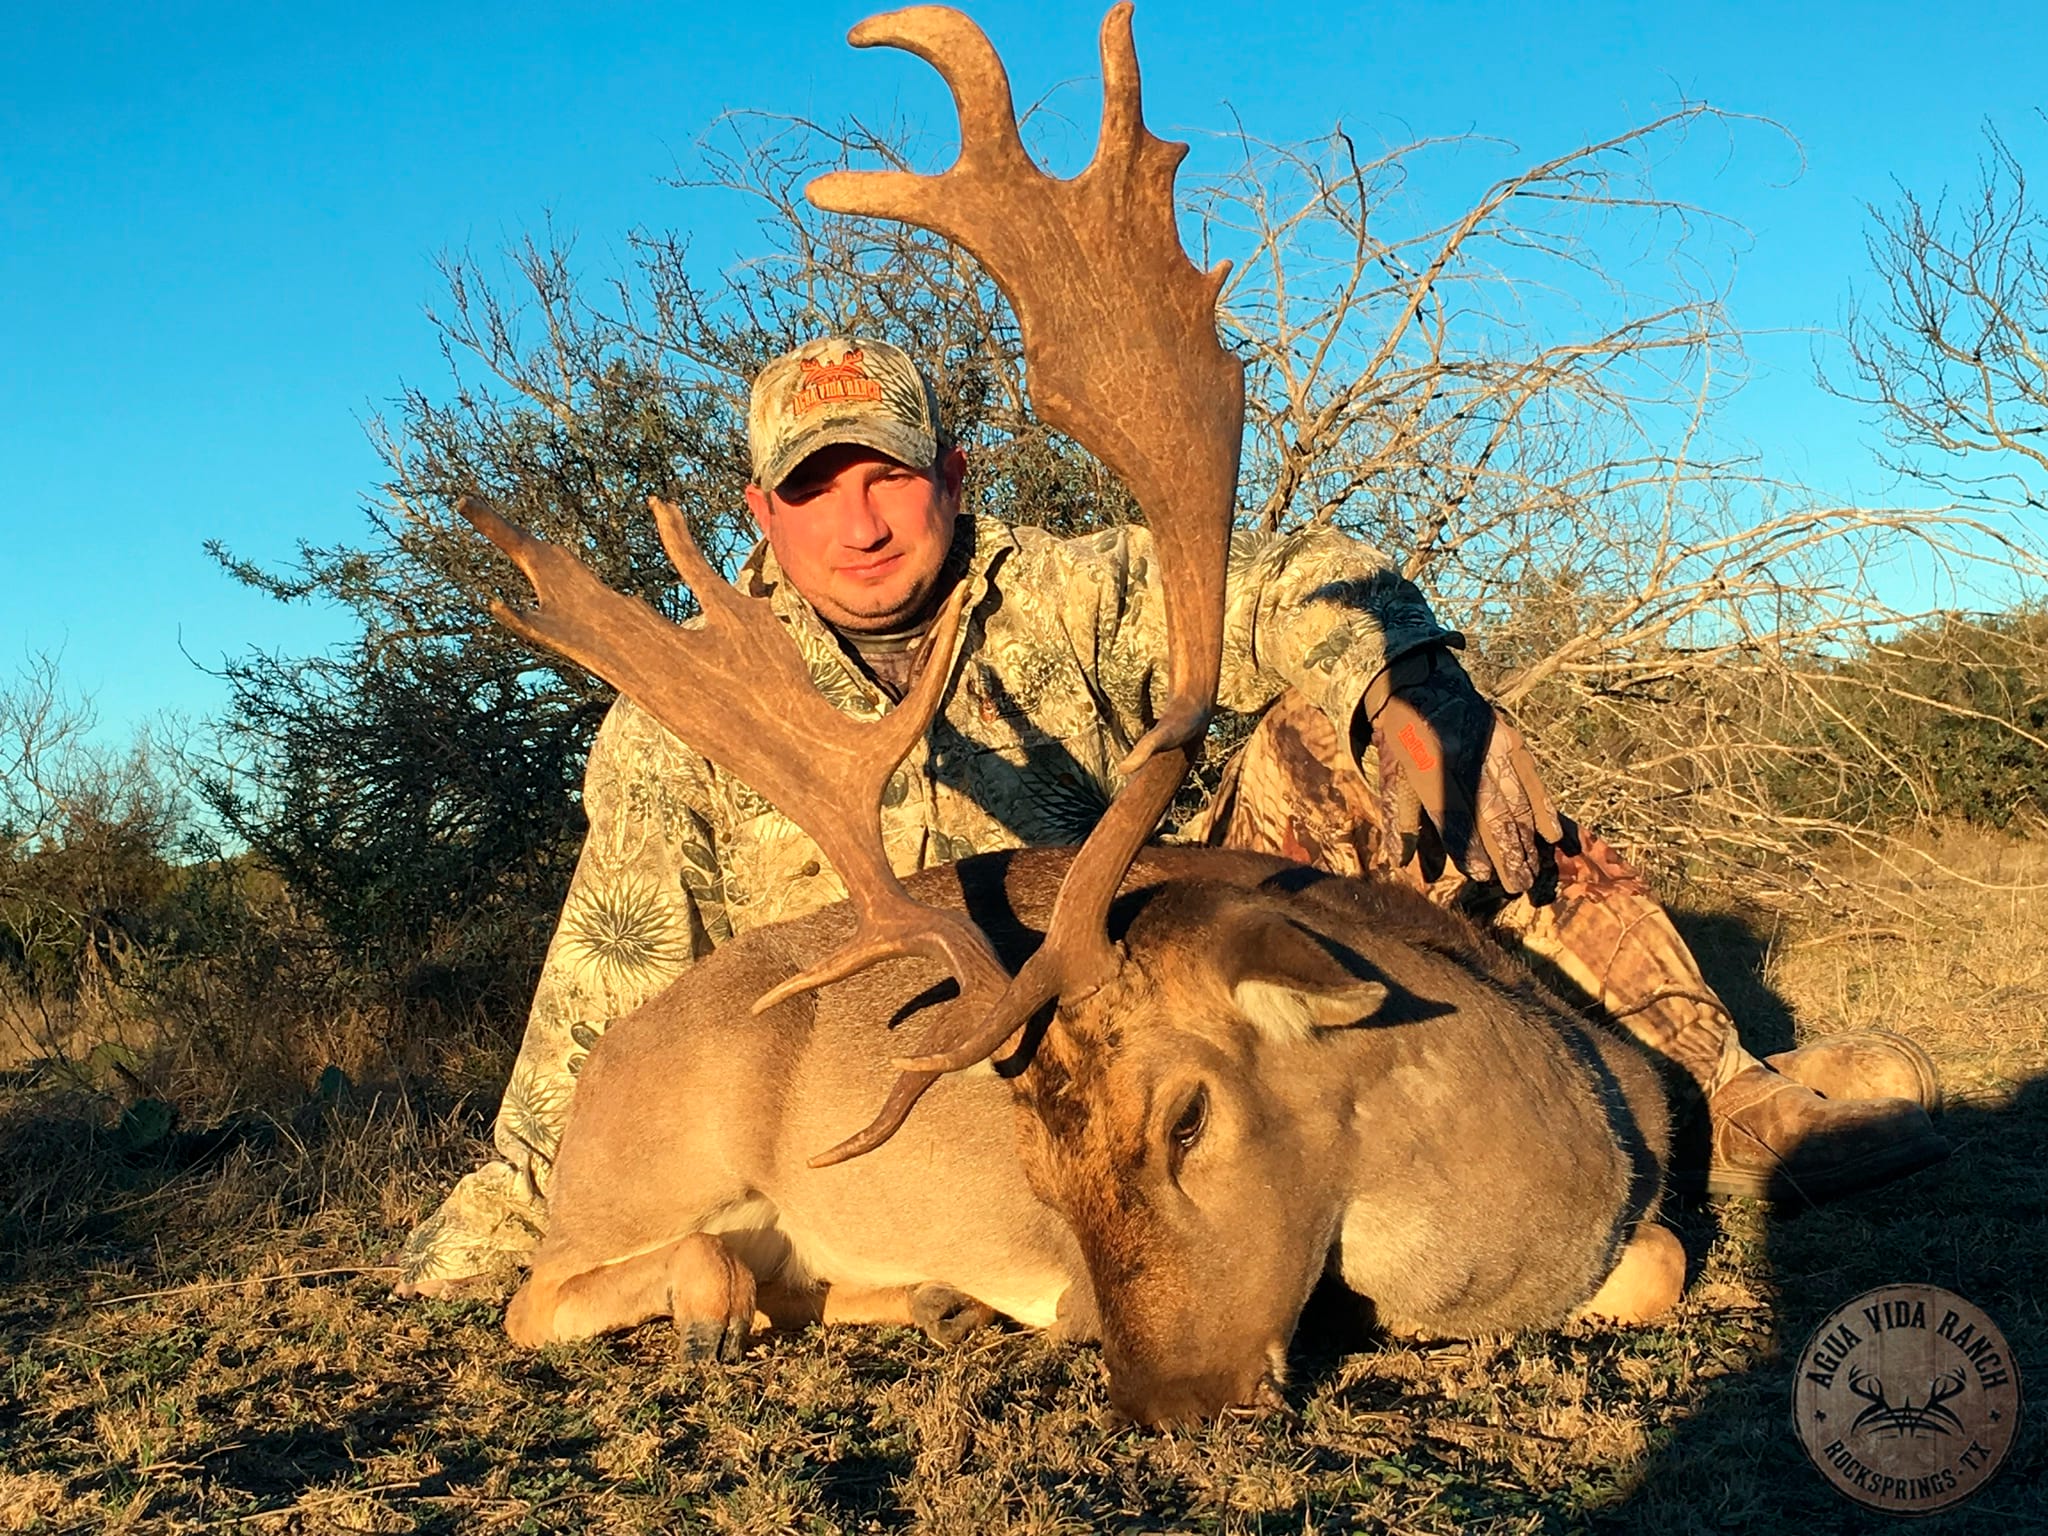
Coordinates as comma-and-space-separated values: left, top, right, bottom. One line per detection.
0, 655, 186, 1070
0, 653, 504, 1128
1841, 120, 2048, 524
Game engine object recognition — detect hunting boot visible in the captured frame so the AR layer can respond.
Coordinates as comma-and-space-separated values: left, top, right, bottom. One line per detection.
1765, 1031, 1942, 1111
1697, 1030, 1947, 1202
1699, 1067, 1947, 1202
1196, 688, 1950, 1205
1480, 837, 1949, 1203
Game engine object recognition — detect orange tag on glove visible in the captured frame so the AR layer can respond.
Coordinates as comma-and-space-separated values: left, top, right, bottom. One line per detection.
1396, 720, 1438, 772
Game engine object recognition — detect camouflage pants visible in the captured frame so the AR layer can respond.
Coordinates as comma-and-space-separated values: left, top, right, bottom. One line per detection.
1187, 690, 1749, 1102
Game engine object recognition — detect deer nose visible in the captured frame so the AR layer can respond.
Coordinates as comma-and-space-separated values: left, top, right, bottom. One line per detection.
1107, 1357, 1278, 1428
1110, 1369, 1239, 1428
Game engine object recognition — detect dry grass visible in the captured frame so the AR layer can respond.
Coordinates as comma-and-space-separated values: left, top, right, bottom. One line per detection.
3, 833, 2044, 1533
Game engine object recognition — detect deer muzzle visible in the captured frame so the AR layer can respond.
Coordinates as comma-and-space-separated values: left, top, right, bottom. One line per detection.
1102, 1332, 1291, 1428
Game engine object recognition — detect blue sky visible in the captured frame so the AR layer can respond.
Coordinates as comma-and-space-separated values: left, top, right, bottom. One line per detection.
4, 0, 2043, 744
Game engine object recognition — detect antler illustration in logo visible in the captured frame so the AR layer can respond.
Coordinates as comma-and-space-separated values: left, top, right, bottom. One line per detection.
792, 349, 884, 414
1847, 1365, 1971, 1439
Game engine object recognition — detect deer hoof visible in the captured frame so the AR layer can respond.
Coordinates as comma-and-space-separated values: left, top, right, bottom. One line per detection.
1576, 1222, 1686, 1325
911, 1284, 996, 1345
503, 1279, 557, 1347
1227, 1375, 1297, 1423
1094, 1403, 1135, 1433
681, 1316, 751, 1363
668, 1233, 757, 1362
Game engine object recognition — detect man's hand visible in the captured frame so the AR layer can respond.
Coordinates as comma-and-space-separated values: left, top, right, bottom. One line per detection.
1362, 648, 1564, 895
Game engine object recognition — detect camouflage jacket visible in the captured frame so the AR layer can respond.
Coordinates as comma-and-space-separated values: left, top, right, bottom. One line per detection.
399, 514, 1454, 1285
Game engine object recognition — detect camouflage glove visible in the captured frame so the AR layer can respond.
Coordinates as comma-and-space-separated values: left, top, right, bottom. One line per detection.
1360, 647, 1564, 896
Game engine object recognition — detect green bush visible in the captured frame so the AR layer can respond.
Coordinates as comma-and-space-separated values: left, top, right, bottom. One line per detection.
1787, 608, 2048, 834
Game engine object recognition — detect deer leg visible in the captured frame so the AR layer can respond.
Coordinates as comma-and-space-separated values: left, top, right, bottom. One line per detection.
1050, 1278, 1101, 1344
1574, 1222, 1685, 1326
504, 1270, 572, 1347
780, 1283, 997, 1345
752, 1276, 827, 1332
664, 1232, 759, 1361
505, 1233, 759, 1361
908, 1285, 998, 1344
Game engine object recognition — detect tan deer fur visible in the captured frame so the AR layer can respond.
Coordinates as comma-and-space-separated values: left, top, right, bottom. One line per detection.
505, 845, 1678, 1426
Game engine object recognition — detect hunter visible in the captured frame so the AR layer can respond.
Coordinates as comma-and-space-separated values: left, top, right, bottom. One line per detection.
397, 336, 1947, 1296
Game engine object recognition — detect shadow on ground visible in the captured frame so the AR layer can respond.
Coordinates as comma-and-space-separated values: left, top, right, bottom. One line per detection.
1597, 1072, 2046, 1534
1597, 901, 2045, 1534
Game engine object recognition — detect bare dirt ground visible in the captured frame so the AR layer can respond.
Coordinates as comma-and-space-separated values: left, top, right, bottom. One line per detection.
3, 831, 2042, 1534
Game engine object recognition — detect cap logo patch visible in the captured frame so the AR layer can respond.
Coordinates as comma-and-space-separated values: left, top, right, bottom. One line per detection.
792, 349, 884, 415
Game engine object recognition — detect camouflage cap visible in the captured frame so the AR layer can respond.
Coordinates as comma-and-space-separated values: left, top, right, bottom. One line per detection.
747, 336, 941, 494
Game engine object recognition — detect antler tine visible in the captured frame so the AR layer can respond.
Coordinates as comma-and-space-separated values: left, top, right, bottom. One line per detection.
845, 7, 1033, 182
809, 746, 1187, 1173
454, 492, 1008, 1017
806, 1067, 943, 1169
891, 746, 1190, 1073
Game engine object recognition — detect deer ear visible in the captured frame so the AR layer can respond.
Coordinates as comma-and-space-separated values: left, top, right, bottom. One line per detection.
1232, 976, 1390, 1041
1215, 899, 1389, 1041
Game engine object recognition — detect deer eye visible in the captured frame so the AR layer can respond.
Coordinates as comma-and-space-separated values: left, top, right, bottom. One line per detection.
1169, 1086, 1209, 1159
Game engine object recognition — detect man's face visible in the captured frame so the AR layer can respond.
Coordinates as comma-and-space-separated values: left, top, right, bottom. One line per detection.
745, 442, 966, 633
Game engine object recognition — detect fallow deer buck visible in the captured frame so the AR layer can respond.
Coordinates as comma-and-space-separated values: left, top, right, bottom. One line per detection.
455, 3, 1685, 1427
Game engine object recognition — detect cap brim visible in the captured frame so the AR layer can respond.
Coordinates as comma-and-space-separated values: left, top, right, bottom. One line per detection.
758, 415, 937, 496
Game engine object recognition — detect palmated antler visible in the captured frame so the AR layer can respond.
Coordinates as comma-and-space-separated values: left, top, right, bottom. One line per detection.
806, 4, 1244, 1130
456, 493, 1008, 1021
812, 4, 1241, 780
